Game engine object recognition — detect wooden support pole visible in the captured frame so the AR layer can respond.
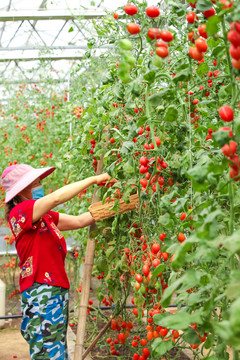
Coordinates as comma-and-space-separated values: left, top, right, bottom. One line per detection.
74, 127, 109, 360
74, 223, 97, 360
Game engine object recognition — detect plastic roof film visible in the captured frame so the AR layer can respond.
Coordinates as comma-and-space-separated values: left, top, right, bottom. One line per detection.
0, 0, 134, 85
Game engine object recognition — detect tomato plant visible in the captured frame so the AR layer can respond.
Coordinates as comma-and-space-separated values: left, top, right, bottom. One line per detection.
1, 0, 240, 359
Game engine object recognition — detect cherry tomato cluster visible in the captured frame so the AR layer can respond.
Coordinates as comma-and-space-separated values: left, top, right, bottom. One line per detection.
96, 272, 105, 280
221, 140, 239, 180
228, 21, 240, 69
73, 106, 85, 118
8, 288, 20, 300
186, 4, 212, 62
3, 234, 15, 245
122, 4, 173, 61
106, 317, 134, 356
2, 257, 16, 269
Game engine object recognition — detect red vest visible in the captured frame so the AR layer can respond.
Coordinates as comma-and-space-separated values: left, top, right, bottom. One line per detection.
9, 200, 70, 292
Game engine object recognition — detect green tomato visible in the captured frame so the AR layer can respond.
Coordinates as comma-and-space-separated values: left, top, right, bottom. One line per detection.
119, 61, 131, 83
152, 55, 163, 68
140, 284, 146, 294
124, 53, 136, 68
119, 39, 133, 51
119, 60, 130, 74
154, 281, 160, 290
119, 72, 131, 83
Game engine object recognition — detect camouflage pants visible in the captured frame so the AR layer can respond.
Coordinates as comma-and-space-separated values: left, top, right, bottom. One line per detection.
21, 283, 69, 360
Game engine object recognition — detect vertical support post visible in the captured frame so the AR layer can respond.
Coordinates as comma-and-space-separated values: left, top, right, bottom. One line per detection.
74, 126, 109, 360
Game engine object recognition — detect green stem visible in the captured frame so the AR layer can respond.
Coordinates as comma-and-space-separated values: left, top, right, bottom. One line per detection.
228, 182, 234, 235
136, 34, 143, 63
233, 350, 239, 360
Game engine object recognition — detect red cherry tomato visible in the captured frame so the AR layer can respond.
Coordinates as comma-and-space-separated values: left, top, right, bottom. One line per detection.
147, 28, 161, 40
195, 38, 208, 52
189, 46, 204, 61
146, 6, 160, 18
186, 12, 195, 24
124, 4, 138, 16
160, 30, 173, 42
203, 8, 215, 18
127, 23, 140, 35
218, 105, 234, 122
198, 24, 208, 39
156, 46, 169, 58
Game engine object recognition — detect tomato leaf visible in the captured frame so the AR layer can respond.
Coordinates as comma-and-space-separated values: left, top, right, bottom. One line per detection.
121, 141, 135, 154
211, 45, 225, 57
149, 94, 163, 106
204, 356, 218, 360
171, 197, 187, 212
153, 312, 171, 324
197, 62, 210, 77
225, 270, 240, 299
206, 15, 222, 36
158, 309, 203, 330
111, 127, 126, 140
137, 115, 148, 127
187, 165, 210, 192
171, 239, 197, 270
151, 264, 166, 281
183, 327, 201, 344
172, 69, 189, 83
131, 81, 141, 97
196, 0, 213, 11
161, 269, 199, 307
106, 246, 115, 260
160, 277, 183, 308
164, 105, 178, 122
95, 256, 109, 273
111, 216, 118, 235
159, 213, 170, 226
143, 70, 156, 83
151, 338, 174, 357
211, 229, 240, 254
204, 333, 215, 349
123, 161, 135, 176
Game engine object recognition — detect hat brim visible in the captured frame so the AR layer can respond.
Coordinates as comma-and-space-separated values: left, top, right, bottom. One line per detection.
5, 166, 55, 203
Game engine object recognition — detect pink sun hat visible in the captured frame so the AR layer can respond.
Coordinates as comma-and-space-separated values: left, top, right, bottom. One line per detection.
1, 164, 56, 203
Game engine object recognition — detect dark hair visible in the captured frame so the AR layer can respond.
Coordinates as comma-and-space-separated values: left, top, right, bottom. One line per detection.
4, 196, 22, 224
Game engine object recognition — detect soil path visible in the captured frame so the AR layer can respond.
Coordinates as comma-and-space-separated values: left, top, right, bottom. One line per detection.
0, 328, 30, 360
0, 319, 91, 360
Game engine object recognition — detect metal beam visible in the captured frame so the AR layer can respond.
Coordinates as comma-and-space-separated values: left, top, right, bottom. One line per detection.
0, 45, 111, 51
0, 79, 69, 84
0, 10, 107, 21
0, 54, 83, 61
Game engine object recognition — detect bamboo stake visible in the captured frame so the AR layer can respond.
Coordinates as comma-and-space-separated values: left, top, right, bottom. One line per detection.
74, 127, 109, 360
74, 222, 97, 360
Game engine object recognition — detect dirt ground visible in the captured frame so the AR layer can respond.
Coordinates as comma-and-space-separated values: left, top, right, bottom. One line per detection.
0, 317, 30, 360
